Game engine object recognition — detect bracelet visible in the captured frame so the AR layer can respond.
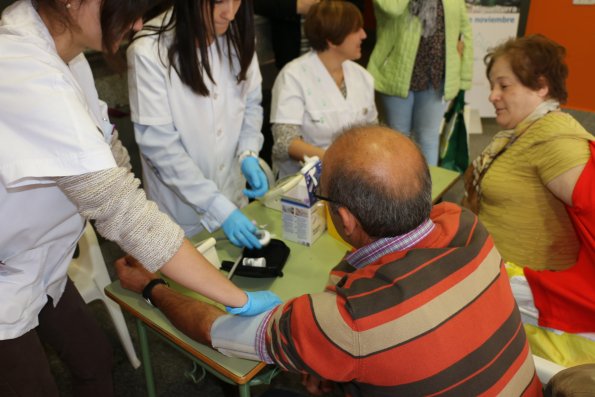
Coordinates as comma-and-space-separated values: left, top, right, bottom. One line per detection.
142, 278, 168, 307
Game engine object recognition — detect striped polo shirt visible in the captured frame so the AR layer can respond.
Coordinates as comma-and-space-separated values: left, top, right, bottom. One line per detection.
263, 202, 542, 396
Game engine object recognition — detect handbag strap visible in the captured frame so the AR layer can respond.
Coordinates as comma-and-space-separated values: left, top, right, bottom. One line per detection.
463, 115, 546, 214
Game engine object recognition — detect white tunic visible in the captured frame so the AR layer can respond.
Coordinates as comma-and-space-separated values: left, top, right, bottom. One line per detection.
0, 0, 116, 339
271, 51, 378, 177
127, 13, 264, 237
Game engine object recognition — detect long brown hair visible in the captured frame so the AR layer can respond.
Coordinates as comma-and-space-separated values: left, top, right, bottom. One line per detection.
137, 0, 255, 96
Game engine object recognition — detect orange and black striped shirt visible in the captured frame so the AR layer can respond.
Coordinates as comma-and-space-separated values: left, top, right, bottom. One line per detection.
264, 203, 542, 396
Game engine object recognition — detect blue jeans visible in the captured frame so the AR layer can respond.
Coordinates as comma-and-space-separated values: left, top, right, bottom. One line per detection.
379, 88, 446, 166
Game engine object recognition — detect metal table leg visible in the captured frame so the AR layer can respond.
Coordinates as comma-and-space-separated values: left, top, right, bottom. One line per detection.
136, 319, 156, 397
238, 383, 251, 397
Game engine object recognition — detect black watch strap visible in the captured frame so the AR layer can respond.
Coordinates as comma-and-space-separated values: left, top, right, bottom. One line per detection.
142, 278, 168, 307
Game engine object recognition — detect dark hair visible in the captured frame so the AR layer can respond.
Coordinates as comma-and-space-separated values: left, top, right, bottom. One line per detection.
139, 0, 255, 96
37, 0, 151, 55
484, 34, 568, 104
101, 0, 152, 54
326, 134, 432, 238
304, 0, 363, 52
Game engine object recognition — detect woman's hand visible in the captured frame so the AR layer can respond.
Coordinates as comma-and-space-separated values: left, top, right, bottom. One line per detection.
226, 291, 282, 316
221, 209, 262, 249
241, 157, 269, 199
457, 39, 464, 58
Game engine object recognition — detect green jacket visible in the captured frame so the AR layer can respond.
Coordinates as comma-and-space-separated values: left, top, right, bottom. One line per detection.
368, 0, 473, 101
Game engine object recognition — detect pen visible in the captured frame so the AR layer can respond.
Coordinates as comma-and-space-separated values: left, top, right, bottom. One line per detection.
226, 254, 243, 280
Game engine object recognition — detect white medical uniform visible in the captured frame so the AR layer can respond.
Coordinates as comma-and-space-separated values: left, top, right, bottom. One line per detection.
271, 51, 378, 177
127, 12, 264, 237
0, 1, 116, 339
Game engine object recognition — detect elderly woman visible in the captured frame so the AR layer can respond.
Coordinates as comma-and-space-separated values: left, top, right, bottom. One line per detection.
465, 34, 595, 367
270, 0, 378, 179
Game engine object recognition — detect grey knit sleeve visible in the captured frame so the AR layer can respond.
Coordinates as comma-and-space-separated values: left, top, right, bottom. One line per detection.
109, 130, 132, 171
55, 167, 184, 272
272, 123, 302, 162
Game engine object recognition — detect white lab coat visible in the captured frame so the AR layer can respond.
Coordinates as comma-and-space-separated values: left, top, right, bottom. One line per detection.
271, 51, 378, 177
0, 1, 116, 339
127, 12, 264, 237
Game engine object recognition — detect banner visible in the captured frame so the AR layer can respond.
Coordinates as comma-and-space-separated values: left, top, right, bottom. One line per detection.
465, 1, 529, 117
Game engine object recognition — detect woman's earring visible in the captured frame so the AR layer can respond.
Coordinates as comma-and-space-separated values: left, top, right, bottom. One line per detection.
65, 2, 72, 8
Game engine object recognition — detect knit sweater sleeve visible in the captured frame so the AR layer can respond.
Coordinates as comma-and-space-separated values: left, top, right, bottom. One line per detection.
272, 123, 302, 162
109, 130, 132, 172
55, 167, 184, 272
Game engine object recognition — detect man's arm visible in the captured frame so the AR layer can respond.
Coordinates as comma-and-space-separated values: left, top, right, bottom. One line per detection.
115, 256, 224, 345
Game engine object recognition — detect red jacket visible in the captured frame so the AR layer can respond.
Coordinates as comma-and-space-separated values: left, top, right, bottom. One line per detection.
525, 141, 595, 332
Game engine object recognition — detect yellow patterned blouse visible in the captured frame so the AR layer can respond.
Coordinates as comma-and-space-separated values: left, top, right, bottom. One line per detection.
479, 112, 593, 270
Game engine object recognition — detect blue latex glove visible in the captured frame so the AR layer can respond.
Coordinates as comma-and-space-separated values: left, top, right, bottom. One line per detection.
241, 156, 269, 199
226, 290, 282, 316
221, 209, 262, 249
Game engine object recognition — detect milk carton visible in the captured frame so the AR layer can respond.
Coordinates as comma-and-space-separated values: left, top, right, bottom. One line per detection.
280, 158, 326, 246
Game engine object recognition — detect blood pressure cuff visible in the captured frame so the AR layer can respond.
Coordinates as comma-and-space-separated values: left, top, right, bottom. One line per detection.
221, 239, 290, 278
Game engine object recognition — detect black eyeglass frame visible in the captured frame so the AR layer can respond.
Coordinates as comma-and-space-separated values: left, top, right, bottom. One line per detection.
312, 185, 341, 206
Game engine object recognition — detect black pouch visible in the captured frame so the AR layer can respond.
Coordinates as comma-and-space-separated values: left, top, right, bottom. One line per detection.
220, 239, 290, 278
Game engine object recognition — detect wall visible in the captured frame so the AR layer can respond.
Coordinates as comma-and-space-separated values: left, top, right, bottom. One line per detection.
524, 1, 595, 112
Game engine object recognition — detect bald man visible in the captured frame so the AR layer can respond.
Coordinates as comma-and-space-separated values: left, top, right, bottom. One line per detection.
116, 125, 542, 396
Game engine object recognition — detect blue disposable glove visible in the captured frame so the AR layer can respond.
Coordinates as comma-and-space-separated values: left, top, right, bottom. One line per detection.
241, 156, 269, 199
221, 209, 262, 249
226, 290, 282, 316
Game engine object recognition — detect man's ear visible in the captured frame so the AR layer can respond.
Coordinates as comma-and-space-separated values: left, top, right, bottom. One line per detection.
337, 206, 357, 238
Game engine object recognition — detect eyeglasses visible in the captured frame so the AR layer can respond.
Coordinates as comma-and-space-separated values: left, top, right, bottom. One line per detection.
312, 184, 340, 205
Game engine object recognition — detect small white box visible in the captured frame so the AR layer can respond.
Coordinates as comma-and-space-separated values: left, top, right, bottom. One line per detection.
281, 158, 322, 206
281, 158, 326, 246
281, 200, 326, 246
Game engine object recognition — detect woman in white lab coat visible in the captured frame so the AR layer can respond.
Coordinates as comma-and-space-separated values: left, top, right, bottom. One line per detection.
127, 0, 269, 249
0, 1, 278, 395
271, 0, 378, 179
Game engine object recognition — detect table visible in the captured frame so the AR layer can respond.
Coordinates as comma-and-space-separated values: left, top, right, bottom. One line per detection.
428, 165, 462, 204
105, 166, 460, 397
105, 203, 348, 397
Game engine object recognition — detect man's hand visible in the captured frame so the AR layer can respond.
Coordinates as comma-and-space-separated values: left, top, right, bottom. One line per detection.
302, 374, 334, 396
115, 255, 158, 293
296, 0, 319, 15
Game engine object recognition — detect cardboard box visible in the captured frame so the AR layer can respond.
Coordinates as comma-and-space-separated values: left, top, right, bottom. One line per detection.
281, 158, 326, 246
281, 200, 326, 246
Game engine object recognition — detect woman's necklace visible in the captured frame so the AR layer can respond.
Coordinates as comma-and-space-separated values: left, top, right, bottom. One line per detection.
330, 70, 344, 89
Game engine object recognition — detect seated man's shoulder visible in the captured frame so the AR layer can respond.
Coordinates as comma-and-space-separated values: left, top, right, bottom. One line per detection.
430, 202, 479, 230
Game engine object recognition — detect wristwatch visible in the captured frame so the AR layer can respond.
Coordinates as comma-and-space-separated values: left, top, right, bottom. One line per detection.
142, 278, 168, 307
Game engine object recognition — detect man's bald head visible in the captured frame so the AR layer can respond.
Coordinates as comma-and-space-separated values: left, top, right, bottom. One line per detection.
323, 125, 432, 238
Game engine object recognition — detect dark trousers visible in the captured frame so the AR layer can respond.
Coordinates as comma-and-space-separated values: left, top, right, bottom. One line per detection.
260, 389, 306, 397
0, 278, 114, 397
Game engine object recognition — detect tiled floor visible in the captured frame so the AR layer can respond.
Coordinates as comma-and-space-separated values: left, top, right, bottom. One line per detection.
48, 64, 595, 397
